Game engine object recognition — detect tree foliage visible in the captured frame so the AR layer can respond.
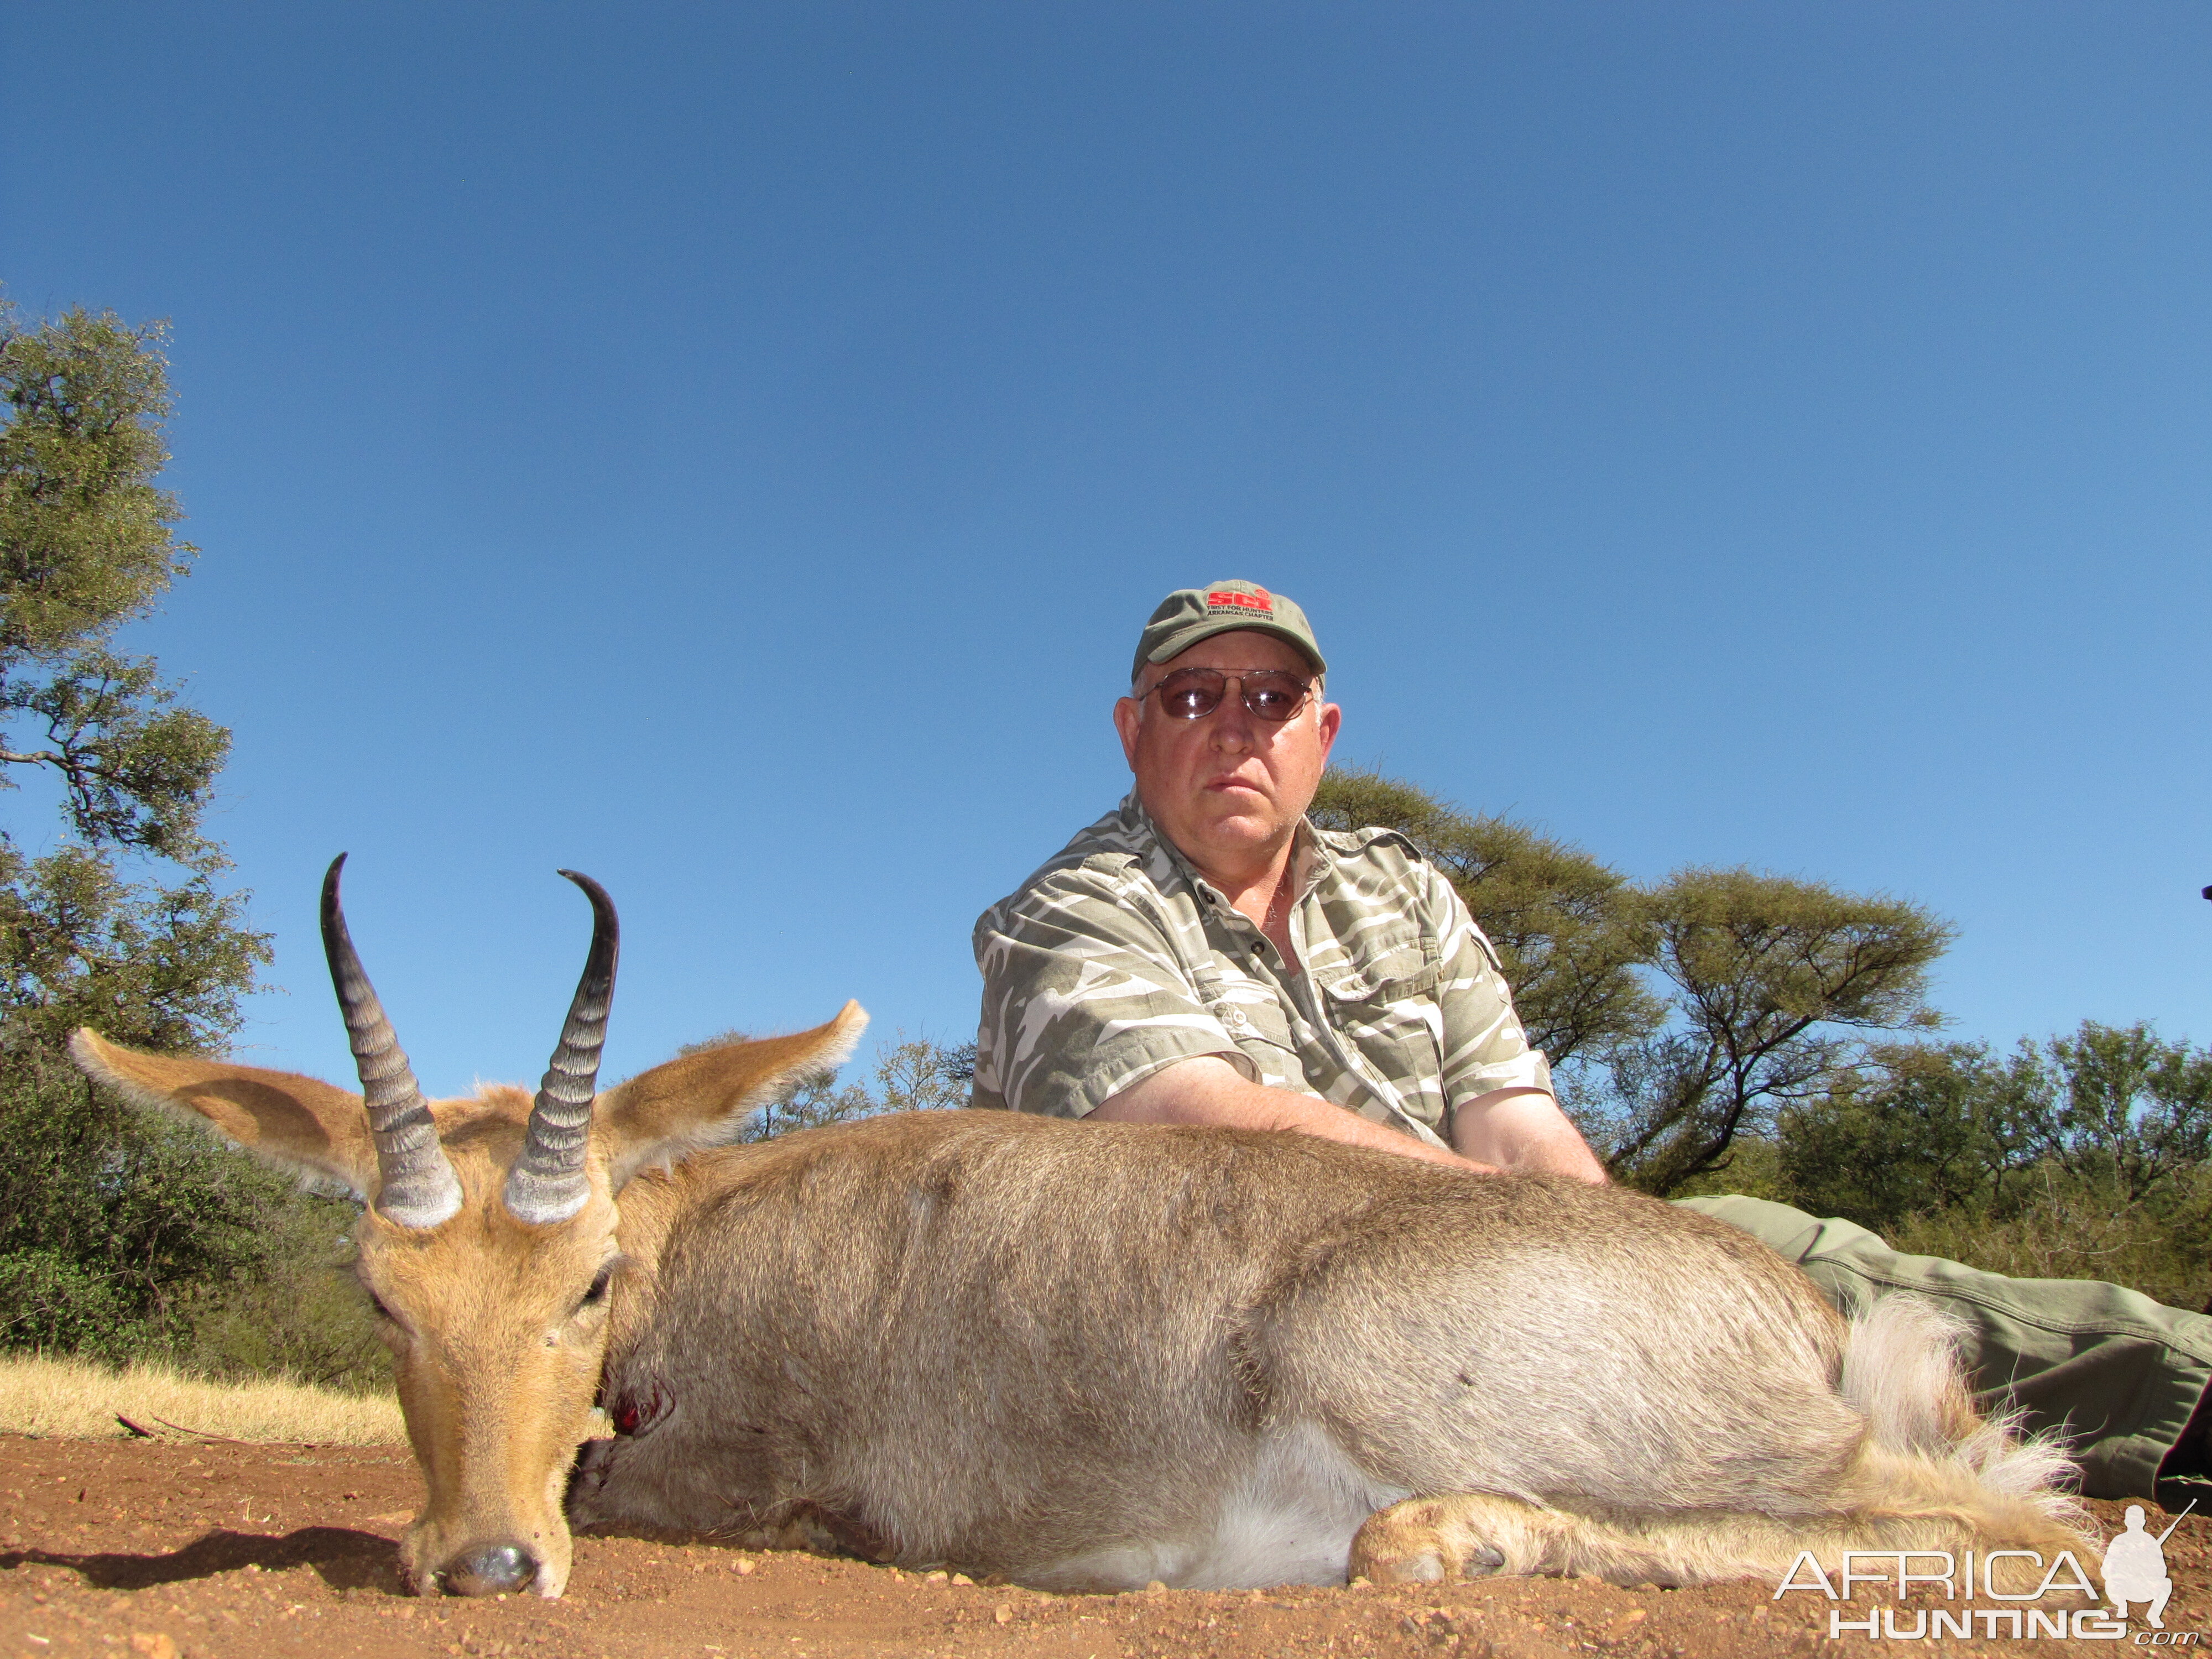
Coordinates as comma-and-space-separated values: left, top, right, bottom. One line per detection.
0, 842, 270, 1055
2040, 1021, 2212, 1204
0, 304, 195, 661
1591, 868, 1949, 1193
1783, 1023, 2212, 1228
675, 1028, 972, 1142
1314, 767, 1947, 1194
0, 299, 279, 1364
0, 1048, 382, 1387
1310, 768, 1660, 1067
0, 300, 269, 1052
1777, 1024, 2212, 1310
1773, 1041, 2030, 1227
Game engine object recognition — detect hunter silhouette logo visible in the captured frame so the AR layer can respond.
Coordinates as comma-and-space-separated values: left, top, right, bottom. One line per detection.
2104, 1501, 2190, 1630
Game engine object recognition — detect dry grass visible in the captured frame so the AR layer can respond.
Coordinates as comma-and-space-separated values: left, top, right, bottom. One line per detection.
0, 1352, 404, 1444
1891, 1169, 2212, 1312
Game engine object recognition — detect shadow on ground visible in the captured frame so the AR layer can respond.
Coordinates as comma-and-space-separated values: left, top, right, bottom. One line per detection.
2, 1526, 406, 1594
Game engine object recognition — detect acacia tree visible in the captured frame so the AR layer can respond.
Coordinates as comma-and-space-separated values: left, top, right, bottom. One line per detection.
1778, 1022, 2212, 1232
1311, 768, 1952, 1196
0, 299, 279, 1361
1310, 768, 1661, 1067
1776, 1041, 2035, 1230
1585, 869, 1949, 1194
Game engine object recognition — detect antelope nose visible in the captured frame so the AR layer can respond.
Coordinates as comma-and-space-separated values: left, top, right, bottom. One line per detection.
439, 1542, 539, 1596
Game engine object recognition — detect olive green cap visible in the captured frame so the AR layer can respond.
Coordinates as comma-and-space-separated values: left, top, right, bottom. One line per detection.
1131, 580, 1327, 684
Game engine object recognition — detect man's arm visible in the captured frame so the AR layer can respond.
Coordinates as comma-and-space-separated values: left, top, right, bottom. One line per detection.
1092, 1057, 1498, 1173
1418, 862, 1609, 1183
1097, 1059, 1610, 1182
1449, 1086, 1609, 1183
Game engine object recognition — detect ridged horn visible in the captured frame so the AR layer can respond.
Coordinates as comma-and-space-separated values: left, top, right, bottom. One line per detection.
503, 870, 619, 1224
321, 854, 462, 1230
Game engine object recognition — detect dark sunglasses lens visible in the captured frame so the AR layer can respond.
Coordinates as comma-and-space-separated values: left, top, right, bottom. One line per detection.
1157, 670, 1227, 718
1244, 673, 1309, 720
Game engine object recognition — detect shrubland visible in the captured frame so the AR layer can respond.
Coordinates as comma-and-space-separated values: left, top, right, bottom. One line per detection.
1316, 768, 2210, 1310
1, 294, 2195, 1407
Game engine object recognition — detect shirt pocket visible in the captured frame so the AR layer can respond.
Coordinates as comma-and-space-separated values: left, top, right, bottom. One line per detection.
1322, 938, 1441, 1004
1320, 943, 1448, 1117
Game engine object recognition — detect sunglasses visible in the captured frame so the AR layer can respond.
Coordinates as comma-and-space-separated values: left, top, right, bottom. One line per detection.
1145, 667, 1315, 722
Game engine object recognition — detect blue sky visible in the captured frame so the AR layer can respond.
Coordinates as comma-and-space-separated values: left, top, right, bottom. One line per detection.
5, 3, 2206, 1097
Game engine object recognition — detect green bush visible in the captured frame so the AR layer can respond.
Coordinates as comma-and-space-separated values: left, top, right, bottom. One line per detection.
173, 1198, 391, 1393
1888, 1166, 2212, 1313
0, 1051, 388, 1389
1759, 1023, 2212, 1310
0, 1246, 139, 1359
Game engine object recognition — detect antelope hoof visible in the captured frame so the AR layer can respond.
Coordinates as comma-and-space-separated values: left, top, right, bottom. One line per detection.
1352, 1496, 1521, 1585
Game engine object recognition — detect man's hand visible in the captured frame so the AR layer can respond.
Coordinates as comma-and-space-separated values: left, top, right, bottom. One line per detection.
1091, 1057, 1495, 1173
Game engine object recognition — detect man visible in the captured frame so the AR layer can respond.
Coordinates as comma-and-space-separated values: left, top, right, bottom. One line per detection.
973, 578, 2212, 1510
2103, 1505, 2176, 1628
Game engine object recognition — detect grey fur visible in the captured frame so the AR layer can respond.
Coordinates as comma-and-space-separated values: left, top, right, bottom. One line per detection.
567, 1109, 2078, 1590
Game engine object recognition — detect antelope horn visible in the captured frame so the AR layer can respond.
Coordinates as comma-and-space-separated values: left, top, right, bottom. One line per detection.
503, 870, 619, 1224
321, 854, 462, 1229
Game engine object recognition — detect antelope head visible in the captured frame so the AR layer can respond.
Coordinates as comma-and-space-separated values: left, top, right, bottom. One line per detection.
71, 855, 865, 1598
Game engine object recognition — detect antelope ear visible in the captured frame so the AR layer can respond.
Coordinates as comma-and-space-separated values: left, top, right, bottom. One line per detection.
70, 1028, 378, 1198
597, 1001, 868, 1189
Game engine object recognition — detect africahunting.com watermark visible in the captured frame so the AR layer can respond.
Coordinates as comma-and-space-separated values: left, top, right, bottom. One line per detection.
1778, 1506, 2193, 1642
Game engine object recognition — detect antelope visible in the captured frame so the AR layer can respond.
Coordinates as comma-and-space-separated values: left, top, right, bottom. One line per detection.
72, 859, 2088, 1600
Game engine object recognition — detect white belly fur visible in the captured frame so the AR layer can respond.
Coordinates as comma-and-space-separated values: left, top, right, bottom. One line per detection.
1031, 1422, 1407, 1592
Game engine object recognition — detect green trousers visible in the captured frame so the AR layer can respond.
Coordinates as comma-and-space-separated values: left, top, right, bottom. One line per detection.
1679, 1194, 2212, 1503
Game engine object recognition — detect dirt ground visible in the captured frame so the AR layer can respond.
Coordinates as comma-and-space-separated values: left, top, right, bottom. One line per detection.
1, 1436, 2201, 1658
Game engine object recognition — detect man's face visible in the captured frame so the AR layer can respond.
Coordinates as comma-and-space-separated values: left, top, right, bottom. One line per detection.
1113, 629, 1340, 879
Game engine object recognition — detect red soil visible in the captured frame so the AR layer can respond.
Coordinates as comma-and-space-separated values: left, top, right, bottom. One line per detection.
1, 1435, 2200, 1657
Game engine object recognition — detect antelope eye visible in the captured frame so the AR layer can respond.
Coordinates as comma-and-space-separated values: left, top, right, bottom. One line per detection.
366, 1291, 399, 1324
579, 1264, 614, 1310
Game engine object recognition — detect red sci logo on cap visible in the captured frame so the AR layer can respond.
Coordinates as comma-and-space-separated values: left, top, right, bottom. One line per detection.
1206, 588, 1273, 615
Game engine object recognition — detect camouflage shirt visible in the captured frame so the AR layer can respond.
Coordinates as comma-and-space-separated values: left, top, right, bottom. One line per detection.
971, 791, 1550, 1146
